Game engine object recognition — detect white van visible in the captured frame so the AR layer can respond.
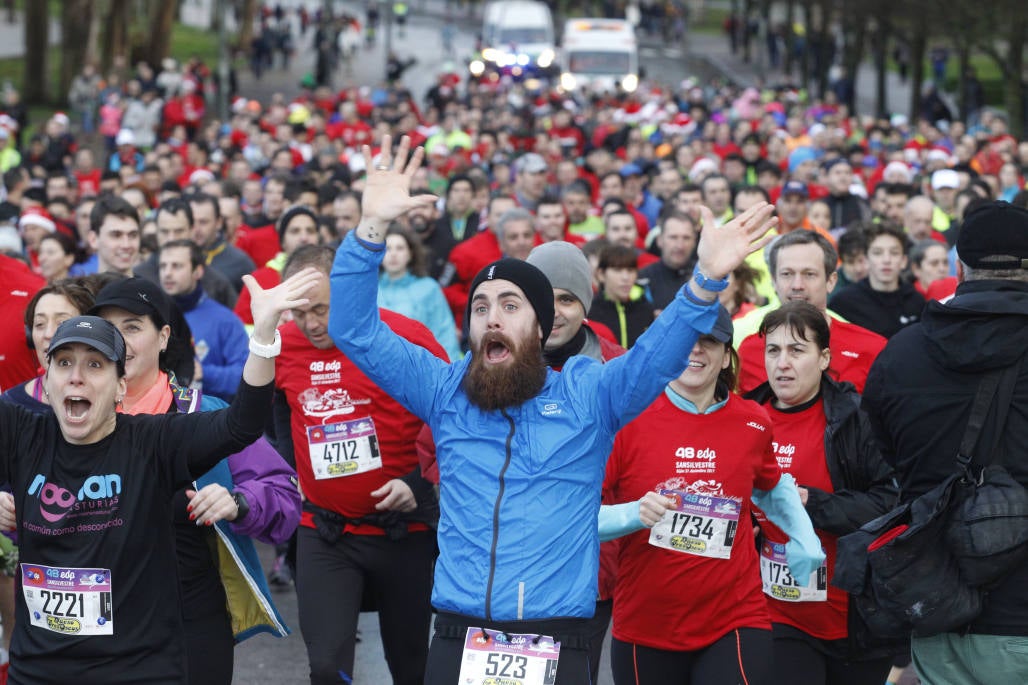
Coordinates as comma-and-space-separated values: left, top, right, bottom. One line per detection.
473, 1, 557, 79
559, 18, 639, 94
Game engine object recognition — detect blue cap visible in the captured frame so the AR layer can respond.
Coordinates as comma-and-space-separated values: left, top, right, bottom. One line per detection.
781, 181, 809, 198
619, 162, 644, 177
787, 147, 818, 174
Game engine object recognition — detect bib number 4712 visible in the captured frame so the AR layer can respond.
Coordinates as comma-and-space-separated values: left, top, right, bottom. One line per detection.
322, 439, 359, 463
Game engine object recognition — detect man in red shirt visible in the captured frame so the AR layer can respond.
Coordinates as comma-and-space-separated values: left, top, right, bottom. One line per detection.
736, 230, 886, 393
439, 195, 519, 324
234, 206, 323, 326
272, 245, 446, 685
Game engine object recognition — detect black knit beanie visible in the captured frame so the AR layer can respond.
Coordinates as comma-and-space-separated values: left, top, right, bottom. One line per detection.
277, 205, 319, 244
466, 258, 555, 345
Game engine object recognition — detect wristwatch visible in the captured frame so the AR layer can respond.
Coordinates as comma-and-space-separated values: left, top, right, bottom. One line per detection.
248, 329, 282, 358
692, 268, 730, 292
231, 491, 250, 521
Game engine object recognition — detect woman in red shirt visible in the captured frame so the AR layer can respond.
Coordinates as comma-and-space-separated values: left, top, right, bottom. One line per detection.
744, 301, 901, 685
601, 306, 822, 684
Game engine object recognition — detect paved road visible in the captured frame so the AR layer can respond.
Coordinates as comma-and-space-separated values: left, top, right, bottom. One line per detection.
235, 0, 721, 111
233, 542, 618, 685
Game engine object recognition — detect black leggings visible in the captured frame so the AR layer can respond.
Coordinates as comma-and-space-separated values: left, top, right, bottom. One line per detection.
768, 625, 893, 685
585, 599, 613, 685
184, 609, 234, 685
610, 628, 772, 685
295, 526, 435, 685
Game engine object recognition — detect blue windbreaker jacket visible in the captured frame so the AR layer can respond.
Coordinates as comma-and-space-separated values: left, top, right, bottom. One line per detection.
328, 231, 718, 621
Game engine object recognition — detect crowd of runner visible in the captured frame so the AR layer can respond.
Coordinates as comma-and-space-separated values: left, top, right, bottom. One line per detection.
0, 3, 1026, 683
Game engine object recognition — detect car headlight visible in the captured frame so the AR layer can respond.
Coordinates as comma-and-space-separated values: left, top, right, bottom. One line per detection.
560, 72, 577, 91
469, 60, 485, 76
482, 48, 498, 63
537, 49, 555, 68
517, 54, 529, 66
622, 74, 639, 92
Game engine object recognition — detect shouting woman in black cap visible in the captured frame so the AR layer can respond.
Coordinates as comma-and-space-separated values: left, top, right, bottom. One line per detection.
0, 266, 320, 684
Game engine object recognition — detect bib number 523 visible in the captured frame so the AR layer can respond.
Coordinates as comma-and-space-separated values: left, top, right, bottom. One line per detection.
486, 653, 528, 679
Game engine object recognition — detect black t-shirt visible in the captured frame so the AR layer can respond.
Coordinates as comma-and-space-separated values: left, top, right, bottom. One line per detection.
0, 381, 269, 684
0, 200, 20, 224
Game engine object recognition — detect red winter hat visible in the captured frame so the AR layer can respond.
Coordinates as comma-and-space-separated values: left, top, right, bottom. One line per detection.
18, 207, 56, 234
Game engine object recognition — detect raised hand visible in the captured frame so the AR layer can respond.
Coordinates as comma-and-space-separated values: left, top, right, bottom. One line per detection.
245, 266, 323, 342
695, 202, 778, 280
356, 134, 439, 242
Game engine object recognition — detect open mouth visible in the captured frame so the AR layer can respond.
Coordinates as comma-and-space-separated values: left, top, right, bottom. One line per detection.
485, 341, 511, 363
65, 397, 92, 421
687, 360, 706, 369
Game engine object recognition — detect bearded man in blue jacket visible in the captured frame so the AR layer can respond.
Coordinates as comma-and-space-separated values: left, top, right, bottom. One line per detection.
328, 136, 778, 684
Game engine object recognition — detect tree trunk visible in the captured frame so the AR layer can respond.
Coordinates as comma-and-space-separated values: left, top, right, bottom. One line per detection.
955, 43, 970, 122
799, 0, 811, 89
783, 0, 796, 77
60, 0, 95, 102
102, 0, 132, 73
875, 27, 889, 117
1003, 16, 1026, 138
145, 0, 179, 68
841, 9, 866, 113
908, 27, 927, 121
742, 0, 754, 63
24, 0, 49, 104
236, 0, 259, 52
812, 0, 832, 99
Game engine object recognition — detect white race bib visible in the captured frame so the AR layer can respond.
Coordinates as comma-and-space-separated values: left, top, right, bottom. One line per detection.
457, 628, 560, 685
648, 488, 742, 559
306, 417, 382, 480
21, 564, 114, 636
759, 541, 828, 602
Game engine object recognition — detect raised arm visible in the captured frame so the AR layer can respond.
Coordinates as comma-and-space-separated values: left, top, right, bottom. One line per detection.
328, 136, 451, 421
179, 269, 323, 478
592, 203, 779, 431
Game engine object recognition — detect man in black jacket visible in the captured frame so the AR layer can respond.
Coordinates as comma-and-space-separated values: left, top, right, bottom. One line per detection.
862, 201, 1028, 684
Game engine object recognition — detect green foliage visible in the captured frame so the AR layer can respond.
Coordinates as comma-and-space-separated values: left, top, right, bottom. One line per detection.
0, 45, 61, 100
168, 21, 222, 67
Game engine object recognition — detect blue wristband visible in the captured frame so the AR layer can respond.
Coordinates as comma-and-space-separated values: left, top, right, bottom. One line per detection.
692, 268, 730, 292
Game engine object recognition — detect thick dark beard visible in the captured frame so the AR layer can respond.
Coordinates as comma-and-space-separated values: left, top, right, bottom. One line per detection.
463, 331, 547, 411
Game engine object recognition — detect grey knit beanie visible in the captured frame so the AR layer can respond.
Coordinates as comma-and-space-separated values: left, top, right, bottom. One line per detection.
526, 241, 594, 313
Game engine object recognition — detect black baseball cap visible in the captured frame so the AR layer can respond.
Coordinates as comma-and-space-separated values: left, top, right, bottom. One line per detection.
90, 277, 171, 329
956, 201, 1028, 270
47, 315, 126, 363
